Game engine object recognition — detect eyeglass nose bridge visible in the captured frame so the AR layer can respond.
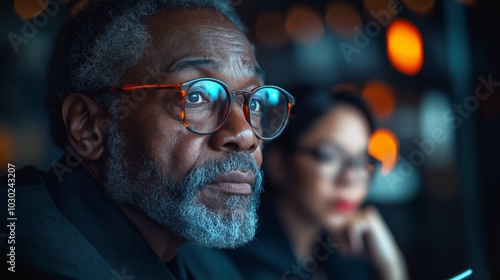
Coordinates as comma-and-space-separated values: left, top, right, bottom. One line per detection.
227, 89, 253, 127
332, 157, 371, 184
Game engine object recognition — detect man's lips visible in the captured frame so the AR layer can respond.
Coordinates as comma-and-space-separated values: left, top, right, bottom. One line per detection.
206, 171, 255, 195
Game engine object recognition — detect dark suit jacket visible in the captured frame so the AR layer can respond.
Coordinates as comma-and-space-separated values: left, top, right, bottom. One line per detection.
1, 162, 244, 280
225, 199, 379, 280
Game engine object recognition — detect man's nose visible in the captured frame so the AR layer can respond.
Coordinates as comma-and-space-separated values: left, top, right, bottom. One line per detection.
209, 103, 259, 153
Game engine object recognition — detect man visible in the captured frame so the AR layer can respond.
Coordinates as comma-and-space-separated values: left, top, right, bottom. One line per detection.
1, 0, 294, 279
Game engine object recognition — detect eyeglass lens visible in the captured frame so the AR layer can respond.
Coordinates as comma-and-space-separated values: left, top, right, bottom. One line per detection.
312, 144, 373, 182
183, 79, 290, 139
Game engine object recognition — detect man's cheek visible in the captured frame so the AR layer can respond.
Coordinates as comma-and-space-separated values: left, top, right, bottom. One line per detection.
254, 146, 263, 168
170, 138, 205, 180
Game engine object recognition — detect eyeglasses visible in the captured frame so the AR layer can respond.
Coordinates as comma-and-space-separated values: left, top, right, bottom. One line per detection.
95, 77, 295, 140
295, 142, 380, 183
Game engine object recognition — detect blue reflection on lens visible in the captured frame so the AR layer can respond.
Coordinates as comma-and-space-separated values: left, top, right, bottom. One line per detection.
198, 81, 223, 101
261, 88, 280, 105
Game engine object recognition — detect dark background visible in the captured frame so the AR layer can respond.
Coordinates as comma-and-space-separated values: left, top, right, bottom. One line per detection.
0, 0, 499, 279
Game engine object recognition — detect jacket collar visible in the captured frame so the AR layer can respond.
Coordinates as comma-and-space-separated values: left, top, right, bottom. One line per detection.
44, 160, 177, 280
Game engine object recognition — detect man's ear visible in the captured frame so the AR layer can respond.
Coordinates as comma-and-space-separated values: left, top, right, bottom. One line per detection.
61, 93, 108, 161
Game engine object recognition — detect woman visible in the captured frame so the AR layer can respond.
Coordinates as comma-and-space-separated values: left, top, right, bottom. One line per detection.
227, 86, 408, 280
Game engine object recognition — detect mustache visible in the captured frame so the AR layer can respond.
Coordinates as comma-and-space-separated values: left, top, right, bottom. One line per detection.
180, 152, 263, 192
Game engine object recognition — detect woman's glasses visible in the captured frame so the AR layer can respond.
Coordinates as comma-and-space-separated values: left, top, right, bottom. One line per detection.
295, 141, 380, 183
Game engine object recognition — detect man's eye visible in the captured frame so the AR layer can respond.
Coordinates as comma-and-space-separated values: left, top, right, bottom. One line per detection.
186, 91, 205, 104
249, 99, 263, 112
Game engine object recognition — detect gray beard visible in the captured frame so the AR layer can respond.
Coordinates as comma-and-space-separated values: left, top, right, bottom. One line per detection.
103, 120, 263, 249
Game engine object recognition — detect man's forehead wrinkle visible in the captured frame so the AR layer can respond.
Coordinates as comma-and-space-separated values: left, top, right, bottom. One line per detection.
141, 13, 263, 83
168, 58, 221, 73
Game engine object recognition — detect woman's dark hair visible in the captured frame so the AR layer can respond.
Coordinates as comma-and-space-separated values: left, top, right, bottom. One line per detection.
267, 85, 376, 154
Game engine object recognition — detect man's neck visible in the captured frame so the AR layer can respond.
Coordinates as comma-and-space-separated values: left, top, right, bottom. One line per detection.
118, 203, 185, 263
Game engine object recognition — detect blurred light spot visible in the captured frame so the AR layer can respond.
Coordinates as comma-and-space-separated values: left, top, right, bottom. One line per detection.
386, 19, 423, 75
325, 2, 362, 37
13, 0, 49, 19
0, 123, 14, 172
367, 165, 420, 203
332, 83, 359, 93
402, 0, 435, 14
255, 11, 288, 48
362, 80, 395, 119
454, 0, 476, 5
419, 89, 455, 167
70, 0, 89, 17
392, 105, 419, 139
368, 128, 399, 174
295, 34, 337, 83
285, 5, 324, 45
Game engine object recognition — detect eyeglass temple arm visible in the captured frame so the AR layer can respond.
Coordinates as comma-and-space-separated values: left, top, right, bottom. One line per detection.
91, 83, 184, 93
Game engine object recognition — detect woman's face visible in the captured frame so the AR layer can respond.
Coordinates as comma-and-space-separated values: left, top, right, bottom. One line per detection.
284, 105, 371, 230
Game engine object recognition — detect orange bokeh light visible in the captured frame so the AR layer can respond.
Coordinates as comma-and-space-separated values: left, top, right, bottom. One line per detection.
386, 19, 423, 75
325, 3, 362, 37
285, 5, 324, 45
255, 11, 288, 48
362, 80, 395, 119
369, 128, 399, 174
402, 0, 435, 14
70, 0, 89, 17
13, 0, 49, 19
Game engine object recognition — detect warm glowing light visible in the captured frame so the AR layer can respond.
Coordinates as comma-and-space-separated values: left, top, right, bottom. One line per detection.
0, 123, 14, 171
285, 6, 324, 45
70, 0, 89, 17
402, 0, 435, 14
362, 80, 395, 119
369, 128, 399, 174
325, 3, 362, 37
386, 19, 423, 75
255, 11, 288, 48
13, 0, 49, 19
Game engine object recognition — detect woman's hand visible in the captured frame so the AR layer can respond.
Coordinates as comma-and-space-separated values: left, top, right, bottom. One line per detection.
331, 206, 409, 280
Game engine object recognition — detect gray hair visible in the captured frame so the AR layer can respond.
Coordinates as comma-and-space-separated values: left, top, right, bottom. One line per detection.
46, 0, 246, 148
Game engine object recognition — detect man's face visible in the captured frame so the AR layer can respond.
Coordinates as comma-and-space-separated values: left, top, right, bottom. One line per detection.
103, 9, 264, 248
